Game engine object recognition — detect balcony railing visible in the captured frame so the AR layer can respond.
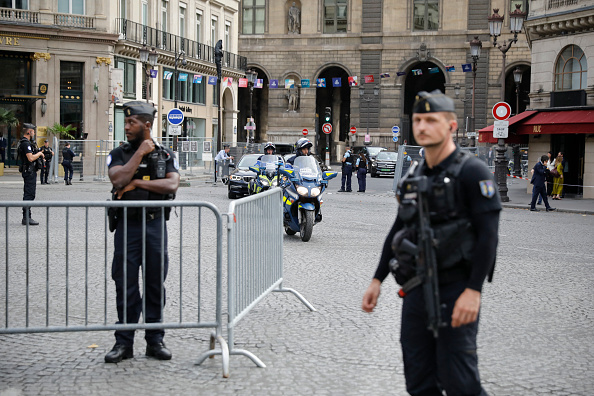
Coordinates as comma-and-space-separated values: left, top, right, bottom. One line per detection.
0, 7, 39, 24
116, 18, 247, 72
548, 0, 578, 9
54, 13, 94, 28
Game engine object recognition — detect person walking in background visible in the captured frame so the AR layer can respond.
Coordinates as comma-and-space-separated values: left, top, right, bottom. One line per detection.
62, 142, 75, 185
530, 155, 556, 212
0, 133, 7, 166
538, 151, 554, 205
355, 152, 367, 192
552, 153, 564, 200
487, 147, 494, 167
40, 140, 53, 185
18, 123, 44, 225
214, 144, 234, 183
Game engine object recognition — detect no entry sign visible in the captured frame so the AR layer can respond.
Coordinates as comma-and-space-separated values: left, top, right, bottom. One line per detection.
302, 128, 308, 136
350, 126, 357, 134
322, 123, 332, 134
492, 102, 512, 121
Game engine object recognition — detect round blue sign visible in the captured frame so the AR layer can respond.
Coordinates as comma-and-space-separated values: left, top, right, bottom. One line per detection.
392, 136, 399, 143
392, 126, 400, 134
167, 108, 184, 126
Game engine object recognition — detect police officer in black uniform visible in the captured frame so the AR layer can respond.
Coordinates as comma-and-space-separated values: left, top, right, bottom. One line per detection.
362, 90, 501, 395
62, 142, 75, 185
40, 139, 53, 184
18, 123, 44, 226
104, 101, 180, 363
338, 146, 354, 192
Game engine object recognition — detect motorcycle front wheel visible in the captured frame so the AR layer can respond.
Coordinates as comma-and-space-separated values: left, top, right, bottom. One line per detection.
300, 210, 314, 242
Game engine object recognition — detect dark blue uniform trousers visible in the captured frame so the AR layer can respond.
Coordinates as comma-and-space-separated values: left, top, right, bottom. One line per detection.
401, 280, 487, 396
22, 170, 37, 218
357, 167, 367, 191
62, 160, 73, 181
530, 184, 551, 210
341, 163, 353, 191
112, 216, 169, 346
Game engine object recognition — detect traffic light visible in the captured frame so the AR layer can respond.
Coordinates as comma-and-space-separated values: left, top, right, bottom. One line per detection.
324, 107, 332, 123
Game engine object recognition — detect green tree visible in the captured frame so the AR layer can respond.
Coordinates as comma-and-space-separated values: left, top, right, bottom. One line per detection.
0, 108, 19, 129
47, 123, 76, 140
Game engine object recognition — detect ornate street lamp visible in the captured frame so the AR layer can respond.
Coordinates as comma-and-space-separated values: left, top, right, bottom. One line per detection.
359, 85, 380, 145
488, 5, 526, 203
245, 69, 258, 143
513, 66, 523, 115
469, 36, 482, 146
139, 45, 158, 103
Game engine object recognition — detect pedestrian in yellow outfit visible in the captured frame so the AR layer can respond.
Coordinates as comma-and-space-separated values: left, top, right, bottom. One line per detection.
552, 153, 564, 200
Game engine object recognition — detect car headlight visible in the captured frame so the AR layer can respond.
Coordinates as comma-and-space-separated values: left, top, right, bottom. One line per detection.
231, 175, 241, 181
310, 187, 321, 197
297, 186, 308, 196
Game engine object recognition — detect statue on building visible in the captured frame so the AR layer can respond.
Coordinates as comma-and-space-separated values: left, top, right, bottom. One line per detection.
288, 2, 301, 34
286, 87, 299, 112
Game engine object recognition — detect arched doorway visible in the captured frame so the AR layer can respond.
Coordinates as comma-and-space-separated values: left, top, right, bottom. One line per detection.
237, 67, 268, 143
505, 65, 531, 116
315, 66, 351, 160
221, 87, 235, 143
402, 61, 446, 145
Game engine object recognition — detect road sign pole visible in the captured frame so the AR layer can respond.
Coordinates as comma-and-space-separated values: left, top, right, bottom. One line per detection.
492, 102, 512, 203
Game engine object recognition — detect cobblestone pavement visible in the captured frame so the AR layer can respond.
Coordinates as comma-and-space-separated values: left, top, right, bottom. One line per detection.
0, 178, 593, 395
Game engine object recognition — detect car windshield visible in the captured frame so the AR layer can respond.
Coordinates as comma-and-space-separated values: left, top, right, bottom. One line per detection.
377, 152, 398, 161
238, 154, 261, 169
367, 147, 385, 156
293, 156, 320, 179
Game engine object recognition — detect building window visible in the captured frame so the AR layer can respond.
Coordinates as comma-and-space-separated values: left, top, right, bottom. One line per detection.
211, 16, 218, 46
179, 3, 186, 37
58, 0, 84, 14
115, 57, 136, 99
413, 0, 439, 31
142, 0, 148, 26
242, 0, 265, 34
225, 22, 231, 53
161, 0, 168, 32
324, 0, 347, 33
196, 10, 202, 43
193, 79, 205, 104
555, 45, 588, 91
60, 61, 83, 139
0, 0, 28, 9
163, 69, 205, 105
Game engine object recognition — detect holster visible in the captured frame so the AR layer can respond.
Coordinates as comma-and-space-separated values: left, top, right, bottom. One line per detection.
107, 199, 118, 232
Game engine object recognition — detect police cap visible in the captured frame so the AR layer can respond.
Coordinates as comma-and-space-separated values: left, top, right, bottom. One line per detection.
123, 101, 157, 118
412, 90, 455, 114
22, 123, 36, 131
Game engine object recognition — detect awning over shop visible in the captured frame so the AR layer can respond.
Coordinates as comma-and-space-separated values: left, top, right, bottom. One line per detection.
478, 111, 537, 144
515, 110, 594, 135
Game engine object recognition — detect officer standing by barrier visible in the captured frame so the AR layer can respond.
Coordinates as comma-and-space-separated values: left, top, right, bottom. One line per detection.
105, 101, 180, 363
338, 145, 354, 192
40, 139, 53, 184
61, 142, 75, 185
362, 90, 501, 395
18, 123, 44, 225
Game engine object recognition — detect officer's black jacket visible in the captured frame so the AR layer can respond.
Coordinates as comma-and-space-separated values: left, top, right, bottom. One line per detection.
374, 148, 501, 292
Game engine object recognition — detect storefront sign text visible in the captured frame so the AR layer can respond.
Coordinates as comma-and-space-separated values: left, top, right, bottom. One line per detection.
0, 36, 20, 46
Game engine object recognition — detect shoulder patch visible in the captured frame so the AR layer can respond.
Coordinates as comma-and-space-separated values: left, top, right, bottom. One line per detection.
27, 146, 32, 152
106, 154, 112, 166
479, 180, 496, 199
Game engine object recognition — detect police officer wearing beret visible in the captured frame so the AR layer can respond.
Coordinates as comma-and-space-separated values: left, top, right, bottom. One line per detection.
105, 101, 180, 363
18, 123, 44, 226
362, 90, 501, 395
40, 140, 53, 184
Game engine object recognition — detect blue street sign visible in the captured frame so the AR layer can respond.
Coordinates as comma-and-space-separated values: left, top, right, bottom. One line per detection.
392, 136, 398, 143
167, 108, 184, 126
392, 126, 400, 134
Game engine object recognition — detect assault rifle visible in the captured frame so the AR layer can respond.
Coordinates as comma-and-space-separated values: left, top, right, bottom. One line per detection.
400, 174, 444, 338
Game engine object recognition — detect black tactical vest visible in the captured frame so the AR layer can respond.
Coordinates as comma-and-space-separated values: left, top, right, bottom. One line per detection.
398, 150, 476, 272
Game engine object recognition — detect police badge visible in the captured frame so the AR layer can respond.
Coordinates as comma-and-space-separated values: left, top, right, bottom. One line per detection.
479, 180, 496, 198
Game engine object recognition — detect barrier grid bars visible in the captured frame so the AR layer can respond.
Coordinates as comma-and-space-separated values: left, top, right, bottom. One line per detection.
1, 200, 229, 377
218, 188, 315, 369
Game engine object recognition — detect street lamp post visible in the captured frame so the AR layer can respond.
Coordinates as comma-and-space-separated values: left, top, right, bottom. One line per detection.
488, 5, 526, 202
512, 66, 523, 177
173, 50, 186, 152
245, 69, 257, 144
359, 85, 380, 145
453, 83, 468, 144
469, 36, 482, 147
139, 45, 158, 103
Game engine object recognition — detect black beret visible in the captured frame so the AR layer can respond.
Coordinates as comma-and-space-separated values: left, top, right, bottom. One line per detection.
123, 101, 156, 117
22, 123, 36, 130
413, 90, 455, 114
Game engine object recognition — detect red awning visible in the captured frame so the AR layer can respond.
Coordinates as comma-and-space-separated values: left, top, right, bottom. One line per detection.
516, 110, 594, 135
478, 111, 536, 144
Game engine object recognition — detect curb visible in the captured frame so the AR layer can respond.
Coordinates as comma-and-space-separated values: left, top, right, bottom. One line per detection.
501, 204, 594, 215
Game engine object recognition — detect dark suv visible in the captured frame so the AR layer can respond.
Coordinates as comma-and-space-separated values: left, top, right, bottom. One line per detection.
352, 146, 387, 172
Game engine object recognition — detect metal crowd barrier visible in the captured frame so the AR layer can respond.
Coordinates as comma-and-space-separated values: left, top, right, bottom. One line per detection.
0, 200, 230, 377
197, 188, 315, 368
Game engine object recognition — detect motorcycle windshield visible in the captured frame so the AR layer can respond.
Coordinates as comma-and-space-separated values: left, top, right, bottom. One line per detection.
258, 155, 280, 176
293, 156, 321, 180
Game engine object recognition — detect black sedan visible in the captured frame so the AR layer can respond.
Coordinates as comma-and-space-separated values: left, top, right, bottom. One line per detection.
370, 151, 398, 177
227, 154, 261, 199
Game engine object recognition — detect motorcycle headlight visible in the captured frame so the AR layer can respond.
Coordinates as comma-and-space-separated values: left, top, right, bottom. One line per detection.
271, 179, 278, 187
297, 186, 309, 196
261, 179, 270, 186
310, 187, 321, 197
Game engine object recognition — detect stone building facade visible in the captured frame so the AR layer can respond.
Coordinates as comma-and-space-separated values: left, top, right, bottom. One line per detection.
237, 0, 532, 161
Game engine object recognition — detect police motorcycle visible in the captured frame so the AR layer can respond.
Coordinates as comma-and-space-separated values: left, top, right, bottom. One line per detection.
247, 154, 282, 195
279, 155, 337, 242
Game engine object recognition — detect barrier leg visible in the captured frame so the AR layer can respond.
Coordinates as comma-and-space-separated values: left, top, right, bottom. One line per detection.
195, 331, 230, 378
273, 285, 317, 312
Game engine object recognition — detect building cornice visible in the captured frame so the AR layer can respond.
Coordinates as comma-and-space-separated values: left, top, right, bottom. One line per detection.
525, 9, 594, 45
0, 24, 119, 45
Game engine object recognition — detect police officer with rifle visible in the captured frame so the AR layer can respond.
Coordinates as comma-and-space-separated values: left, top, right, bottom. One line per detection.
40, 139, 53, 184
18, 123, 44, 225
104, 101, 180, 363
362, 91, 501, 395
